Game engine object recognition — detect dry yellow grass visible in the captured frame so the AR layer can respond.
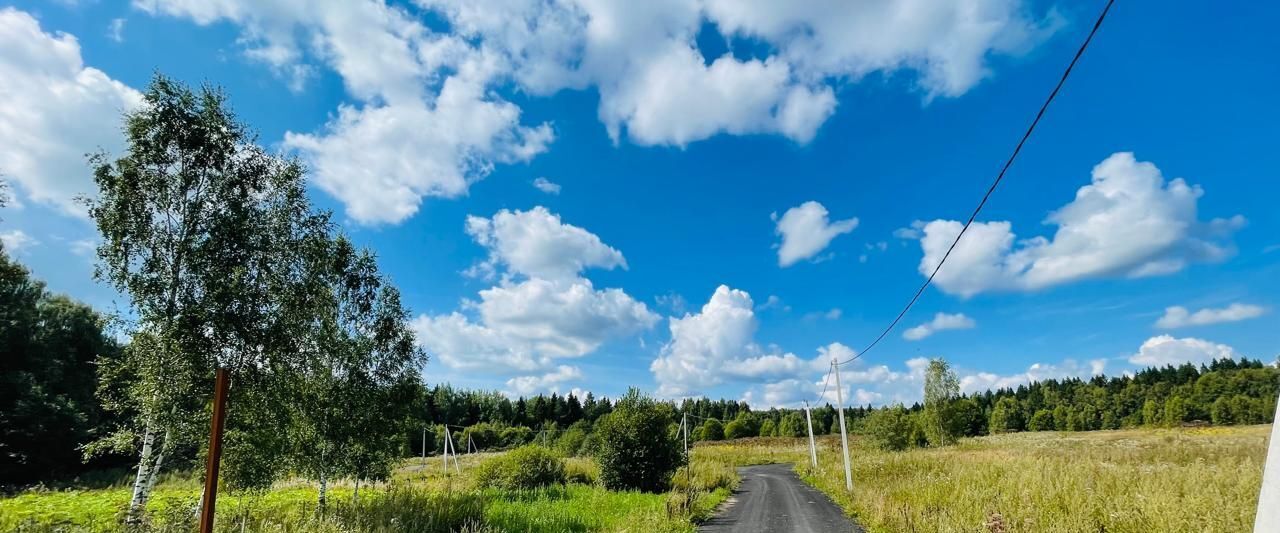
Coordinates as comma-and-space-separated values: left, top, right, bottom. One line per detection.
696, 426, 1269, 533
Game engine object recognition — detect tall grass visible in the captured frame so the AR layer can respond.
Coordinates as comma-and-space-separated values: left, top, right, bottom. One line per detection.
1, 451, 697, 532
696, 426, 1268, 533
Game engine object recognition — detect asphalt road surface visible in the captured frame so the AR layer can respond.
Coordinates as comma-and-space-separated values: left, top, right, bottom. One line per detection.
699, 464, 862, 533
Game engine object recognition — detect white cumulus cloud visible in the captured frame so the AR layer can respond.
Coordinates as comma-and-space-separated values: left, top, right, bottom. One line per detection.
0, 8, 144, 216
913, 153, 1245, 297
774, 201, 858, 267
0, 229, 37, 253
649, 285, 830, 396
414, 207, 656, 375
505, 365, 582, 396
464, 206, 626, 282
903, 312, 976, 341
139, 0, 1061, 221
1155, 303, 1265, 329
532, 177, 561, 194
1128, 335, 1237, 367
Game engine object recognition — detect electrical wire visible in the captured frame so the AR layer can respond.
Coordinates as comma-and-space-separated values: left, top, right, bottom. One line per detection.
838, 0, 1117, 367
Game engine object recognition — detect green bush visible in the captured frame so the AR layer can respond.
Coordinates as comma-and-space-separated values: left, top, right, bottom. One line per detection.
700, 419, 724, 441
460, 422, 504, 451
759, 419, 776, 437
474, 445, 566, 490
723, 418, 753, 440
499, 426, 533, 448
777, 413, 807, 437
554, 426, 589, 457
1028, 409, 1055, 431
595, 388, 683, 492
864, 405, 915, 451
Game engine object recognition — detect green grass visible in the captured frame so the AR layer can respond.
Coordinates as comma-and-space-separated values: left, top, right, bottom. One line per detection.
12, 427, 1254, 532
695, 425, 1269, 533
0, 451, 703, 532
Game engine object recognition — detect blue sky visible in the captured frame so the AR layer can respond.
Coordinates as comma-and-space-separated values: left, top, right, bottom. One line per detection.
1, 0, 1276, 407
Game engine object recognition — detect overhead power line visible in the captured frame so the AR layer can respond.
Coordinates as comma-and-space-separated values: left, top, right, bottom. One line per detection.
837, 0, 1117, 367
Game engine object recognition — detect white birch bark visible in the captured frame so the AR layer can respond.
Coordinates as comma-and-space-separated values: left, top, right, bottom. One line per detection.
126, 423, 158, 524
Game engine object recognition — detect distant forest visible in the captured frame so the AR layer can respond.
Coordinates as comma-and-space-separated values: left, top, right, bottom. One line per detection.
407, 357, 1278, 455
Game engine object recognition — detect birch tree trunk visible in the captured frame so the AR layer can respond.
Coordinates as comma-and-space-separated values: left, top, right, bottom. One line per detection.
317, 471, 328, 512
126, 422, 158, 525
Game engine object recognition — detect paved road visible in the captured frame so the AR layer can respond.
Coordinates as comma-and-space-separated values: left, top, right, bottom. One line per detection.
699, 464, 862, 533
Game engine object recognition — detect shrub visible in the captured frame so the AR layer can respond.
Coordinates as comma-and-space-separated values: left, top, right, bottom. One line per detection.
723, 418, 753, 440
777, 413, 807, 438
864, 405, 914, 451
595, 388, 683, 492
1028, 409, 1055, 431
460, 422, 503, 451
989, 397, 1023, 434
554, 426, 589, 457
498, 426, 533, 448
474, 445, 566, 490
700, 419, 724, 441
759, 419, 776, 437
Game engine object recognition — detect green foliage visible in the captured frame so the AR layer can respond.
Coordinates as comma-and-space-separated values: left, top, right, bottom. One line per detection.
1028, 409, 1055, 431
776, 413, 806, 438
864, 405, 915, 451
594, 389, 683, 492
474, 445, 567, 490
0, 252, 124, 487
923, 358, 961, 446
554, 425, 590, 457
499, 426, 534, 448
460, 422, 503, 451
989, 397, 1023, 434
758, 419, 777, 437
723, 417, 754, 439
945, 398, 985, 438
700, 419, 725, 441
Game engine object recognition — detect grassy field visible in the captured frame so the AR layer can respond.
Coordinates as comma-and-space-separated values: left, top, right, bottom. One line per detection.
3, 426, 1267, 532
0, 452, 730, 533
696, 425, 1269, 533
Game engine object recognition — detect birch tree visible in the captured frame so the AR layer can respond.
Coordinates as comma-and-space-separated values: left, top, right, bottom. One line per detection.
284, 235, 423, 510
85, 75, 321, 522
923, 358, 960, 446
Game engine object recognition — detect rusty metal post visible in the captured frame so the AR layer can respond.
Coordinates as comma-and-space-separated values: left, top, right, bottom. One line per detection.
198, 368, 230, 533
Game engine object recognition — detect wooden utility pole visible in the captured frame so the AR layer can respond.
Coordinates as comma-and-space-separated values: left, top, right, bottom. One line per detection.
198, 368, 230, 533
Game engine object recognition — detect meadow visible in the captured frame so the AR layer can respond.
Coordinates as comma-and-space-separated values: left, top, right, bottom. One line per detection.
698, 425, 1269, 533
1, 426, 1267, 532
0, 452, 730, 533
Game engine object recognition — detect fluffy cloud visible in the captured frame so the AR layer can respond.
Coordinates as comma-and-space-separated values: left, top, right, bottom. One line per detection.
464, 206, 626, 282
0, 230, 37, 252
959, 358, 1106, 393
140, 0, 552, 225
431, 0, 1056, 145
913, 153, 1245, 297
649, 285, 829, 396
774, 201, 858, 267
0, 8, 143, 216
1155, 303, 1265, 329
283, 94, 552, 225
903, 312, 976, 341
505, 365, 582, 396
1128, 335, 1236, 367
414, 207, 656, 375
140, 0, 1059, 221
532, 177, 561, 194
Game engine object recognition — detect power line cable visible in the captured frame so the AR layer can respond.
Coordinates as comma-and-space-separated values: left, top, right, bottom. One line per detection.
838, 0, 1116, 367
